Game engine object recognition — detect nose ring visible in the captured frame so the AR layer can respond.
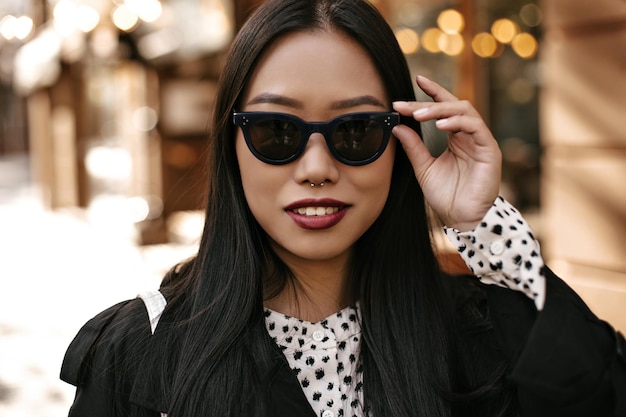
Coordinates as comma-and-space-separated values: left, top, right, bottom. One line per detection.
310, 182, 325, 187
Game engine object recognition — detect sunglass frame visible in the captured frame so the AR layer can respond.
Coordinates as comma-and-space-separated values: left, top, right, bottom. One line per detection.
233, 111, 400, 166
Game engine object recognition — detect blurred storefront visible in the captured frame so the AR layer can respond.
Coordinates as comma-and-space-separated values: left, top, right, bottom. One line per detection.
0, 0, 544, 237
0, 0, 624, 330
1, 0, 238, 245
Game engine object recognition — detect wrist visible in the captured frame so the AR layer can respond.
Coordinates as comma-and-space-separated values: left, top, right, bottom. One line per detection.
446, 219, 481, 233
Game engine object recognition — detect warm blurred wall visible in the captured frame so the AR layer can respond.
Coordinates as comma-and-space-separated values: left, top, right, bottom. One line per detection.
540, 0, 626, 332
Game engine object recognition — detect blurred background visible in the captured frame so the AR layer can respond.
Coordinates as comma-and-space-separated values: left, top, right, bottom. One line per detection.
0, 0, 624, 414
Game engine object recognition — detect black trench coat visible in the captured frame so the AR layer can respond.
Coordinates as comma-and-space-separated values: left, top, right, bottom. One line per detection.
60, 268, 626, 417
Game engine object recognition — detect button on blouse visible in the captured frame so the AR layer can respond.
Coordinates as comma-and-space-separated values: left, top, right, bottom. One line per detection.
265, 305, 364, 417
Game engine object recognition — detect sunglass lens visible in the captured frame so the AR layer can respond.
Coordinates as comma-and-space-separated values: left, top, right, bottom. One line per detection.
332, 119, 384, 162
249, 119, 302, 161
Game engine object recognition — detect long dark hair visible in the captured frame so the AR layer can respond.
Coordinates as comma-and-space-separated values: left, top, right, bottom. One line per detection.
158, 0, 512, 416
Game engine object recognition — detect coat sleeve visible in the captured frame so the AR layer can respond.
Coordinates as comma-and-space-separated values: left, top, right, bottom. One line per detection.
60, 299, 159, 417
483, 267, 626, 417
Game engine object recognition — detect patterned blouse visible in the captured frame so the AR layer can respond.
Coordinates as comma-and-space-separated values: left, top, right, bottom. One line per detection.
264, 196, 546, 417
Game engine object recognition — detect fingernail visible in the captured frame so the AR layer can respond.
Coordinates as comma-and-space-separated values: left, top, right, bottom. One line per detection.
413, 108, 429, 117
435, 118, 448, 127
392, 101, 408, 108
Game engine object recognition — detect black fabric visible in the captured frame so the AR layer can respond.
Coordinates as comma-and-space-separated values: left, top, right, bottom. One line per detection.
128, 299, 181, 413
61, 301, 130, 386
483, 268, 626, 417
127, 303, 318, 417
263, 347, 319, 417
60, 269, 626, 417
60, 299, 158, 417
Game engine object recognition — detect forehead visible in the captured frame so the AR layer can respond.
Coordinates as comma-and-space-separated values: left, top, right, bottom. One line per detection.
242, 30, 389, 112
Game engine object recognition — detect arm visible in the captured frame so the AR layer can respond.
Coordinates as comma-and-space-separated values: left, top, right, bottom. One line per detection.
446, 197, 625, 416
446, 197, 626, 417
393, 77, 626, 416
484, 268, 626, 417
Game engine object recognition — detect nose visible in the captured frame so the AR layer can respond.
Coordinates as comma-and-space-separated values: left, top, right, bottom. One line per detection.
294, 133, 340, 186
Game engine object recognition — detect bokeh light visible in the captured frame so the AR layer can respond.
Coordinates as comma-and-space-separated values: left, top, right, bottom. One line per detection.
439, 32, 464, 56
76, 5, 101, 33
437, 9, 464, 34
125, 0, 163, 23
13, 16, 34, 40
520, 4, 543, 27
85, 146, 133, 181
422, 27, 443, 53
132, 106, 159, 132
512, 32, 538, 58
395, 27, 420, 54
17, 16, 34, 37
471, 32, 498, 58
53, 0, 80, 36
111, 4, 139, 32
0, 15, 17, 40
491, 18, 519, 44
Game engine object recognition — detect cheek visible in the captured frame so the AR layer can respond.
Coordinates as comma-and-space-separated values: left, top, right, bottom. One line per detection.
236, 134, 261, 205
236, 133, 285, 220
356, 142, 396, 216
371, 140, 395, 192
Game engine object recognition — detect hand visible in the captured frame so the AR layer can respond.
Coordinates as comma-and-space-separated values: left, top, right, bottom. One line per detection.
392, 75, 502, 231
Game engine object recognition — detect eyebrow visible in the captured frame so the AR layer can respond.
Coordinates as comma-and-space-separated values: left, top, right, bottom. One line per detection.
330, 95, 386, 110
247, 93, 304, 108
246, 93, 386, 110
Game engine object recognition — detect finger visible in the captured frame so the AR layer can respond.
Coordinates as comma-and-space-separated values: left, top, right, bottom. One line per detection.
435, 115, 483, 135
394, 100, 480, 123
392, 100, 431, 116
416, 75, 459, 103
436, 115, 499, 149
416, 102, 481, 123
437, 120, 501, 165
392, 124, 434, 177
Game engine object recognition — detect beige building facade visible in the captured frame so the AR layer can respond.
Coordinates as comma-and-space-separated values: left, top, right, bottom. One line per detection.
540, 0, 626, 332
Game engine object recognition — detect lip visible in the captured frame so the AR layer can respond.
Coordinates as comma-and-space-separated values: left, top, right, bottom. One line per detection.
285, 198, 350, 230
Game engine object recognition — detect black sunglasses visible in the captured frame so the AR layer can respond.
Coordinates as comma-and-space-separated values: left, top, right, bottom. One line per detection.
233, 111, 400, 166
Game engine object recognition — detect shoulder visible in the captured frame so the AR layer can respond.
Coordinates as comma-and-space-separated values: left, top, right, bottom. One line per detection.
60, 298, 152, 386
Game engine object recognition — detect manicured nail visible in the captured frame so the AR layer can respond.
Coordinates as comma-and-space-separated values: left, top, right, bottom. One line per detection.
392, 101, 409, 109
413, 108, 429, 117
435, 118, 448, 127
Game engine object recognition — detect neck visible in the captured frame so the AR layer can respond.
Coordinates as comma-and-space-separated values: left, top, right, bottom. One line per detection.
264, 251, 353, 322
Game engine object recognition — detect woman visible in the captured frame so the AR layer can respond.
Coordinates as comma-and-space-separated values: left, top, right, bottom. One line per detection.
60, 0, 626, 416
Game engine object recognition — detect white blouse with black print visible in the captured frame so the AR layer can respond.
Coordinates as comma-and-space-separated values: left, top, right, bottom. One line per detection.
264, 196, 546, 417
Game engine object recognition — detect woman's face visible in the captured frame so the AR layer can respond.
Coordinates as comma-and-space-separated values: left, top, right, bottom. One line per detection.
235, 30, 395, 267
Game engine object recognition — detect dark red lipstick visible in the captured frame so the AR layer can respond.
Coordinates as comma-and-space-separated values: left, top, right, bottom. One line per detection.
285, 199, 350, 230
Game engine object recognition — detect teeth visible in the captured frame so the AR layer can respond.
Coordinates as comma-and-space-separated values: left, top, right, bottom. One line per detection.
294, 207, 340, 216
